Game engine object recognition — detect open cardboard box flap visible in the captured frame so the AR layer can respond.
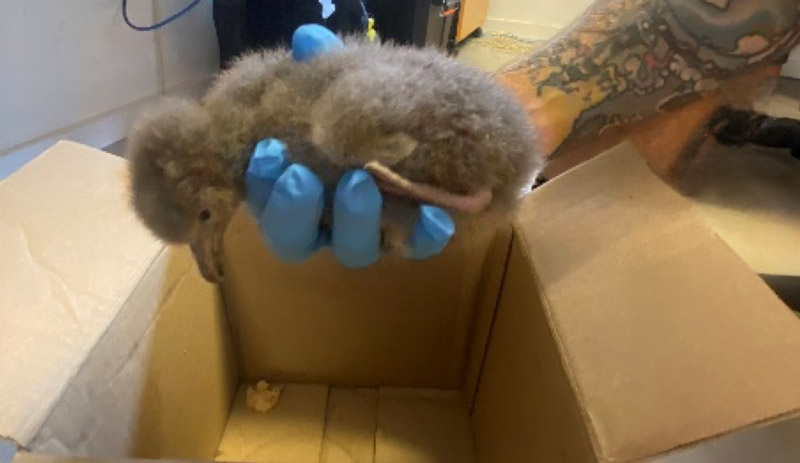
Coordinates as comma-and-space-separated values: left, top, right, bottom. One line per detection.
473, 141, 800, 462
0, 142, 166, 444
0, 142, 236, 458
1, 140, 799, 463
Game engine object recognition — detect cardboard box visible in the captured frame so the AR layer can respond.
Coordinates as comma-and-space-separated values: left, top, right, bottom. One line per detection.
1, 140, 799, 463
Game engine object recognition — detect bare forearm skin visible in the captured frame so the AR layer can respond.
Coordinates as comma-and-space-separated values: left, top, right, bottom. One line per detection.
497, 0, 800, 163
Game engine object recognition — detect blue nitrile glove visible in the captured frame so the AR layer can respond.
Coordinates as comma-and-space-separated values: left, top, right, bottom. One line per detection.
245, 138, 455, 267
243, 24, 454, 268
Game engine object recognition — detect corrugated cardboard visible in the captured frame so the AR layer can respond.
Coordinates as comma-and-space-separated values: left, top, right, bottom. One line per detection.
0, 141, 161, 444
319, 388, 378, 463
2, 139, 800, 463
216, 384, 329, 463
28, 246, 237, 460
0, 142, 237, 459
220, 210, 500, 388
473, 141, 800, 462
375, 388, 474, 463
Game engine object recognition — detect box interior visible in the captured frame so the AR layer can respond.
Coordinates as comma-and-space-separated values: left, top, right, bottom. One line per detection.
3, 141, 800, 463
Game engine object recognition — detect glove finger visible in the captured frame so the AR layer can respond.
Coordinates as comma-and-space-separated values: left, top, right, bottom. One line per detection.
261, 164, 325, 263
332, 170, 383, 268
245, 139, 289, 216
406, 205, 455, 260
292, 24, 343, 62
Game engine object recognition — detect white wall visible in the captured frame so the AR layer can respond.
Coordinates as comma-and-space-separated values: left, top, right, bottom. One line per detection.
484, 0, 591, 39
0, 0, 219, 177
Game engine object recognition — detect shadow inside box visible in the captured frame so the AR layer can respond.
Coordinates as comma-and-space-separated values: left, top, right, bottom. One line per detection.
761, 274, 800, 314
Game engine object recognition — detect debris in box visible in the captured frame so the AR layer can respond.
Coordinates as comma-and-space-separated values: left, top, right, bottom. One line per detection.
245, 381, 283, 413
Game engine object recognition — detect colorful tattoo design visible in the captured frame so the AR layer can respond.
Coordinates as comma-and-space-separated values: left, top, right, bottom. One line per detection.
499, 0, 800, 157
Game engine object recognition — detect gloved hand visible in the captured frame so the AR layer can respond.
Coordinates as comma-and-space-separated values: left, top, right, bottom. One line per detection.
244, 24, 455, 268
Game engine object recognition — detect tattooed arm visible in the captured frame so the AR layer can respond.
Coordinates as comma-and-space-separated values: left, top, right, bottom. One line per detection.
497, 0, 800, 171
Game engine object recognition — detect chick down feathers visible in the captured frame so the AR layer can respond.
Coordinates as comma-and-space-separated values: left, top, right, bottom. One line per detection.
127, 37, 543, 279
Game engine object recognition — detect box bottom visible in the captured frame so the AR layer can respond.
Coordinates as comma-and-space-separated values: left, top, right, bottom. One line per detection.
215, 384, 475, 463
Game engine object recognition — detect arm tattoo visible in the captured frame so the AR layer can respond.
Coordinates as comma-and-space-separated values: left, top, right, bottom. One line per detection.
500, 0, 800, 158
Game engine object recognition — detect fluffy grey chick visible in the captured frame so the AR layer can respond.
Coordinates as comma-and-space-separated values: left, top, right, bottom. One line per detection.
127, 37, 542, 282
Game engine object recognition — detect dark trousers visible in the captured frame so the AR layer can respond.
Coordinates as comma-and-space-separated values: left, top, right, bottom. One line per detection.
213, 0, 323, 68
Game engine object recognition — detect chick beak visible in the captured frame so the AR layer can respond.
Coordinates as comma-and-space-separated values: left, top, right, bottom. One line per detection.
190, 222, 226, 283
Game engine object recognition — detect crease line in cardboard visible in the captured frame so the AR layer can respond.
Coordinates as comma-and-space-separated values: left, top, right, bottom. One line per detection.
317, 385, 332, 463
11, 224, 85, 327
103, 265, 191, 384
20, 246, 168, 446
513, 231, 606, 460
370, 388, 379, 463
216, 270, 246, 386
452, 232, 507, 394
467, 231, 515, 415
10, 221, 123, 318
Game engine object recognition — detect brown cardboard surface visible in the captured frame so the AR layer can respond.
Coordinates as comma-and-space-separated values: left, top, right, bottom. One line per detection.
28, 247, 237, 460
12, 455, 207, 463
0, 142, 163, 444
0, 141, 237, 458
216, 384, 329, 463
7, 139, 800, 463
220, 212, 499, 388
493, 141, 800, 462
375, 389, 474, 463
472, 244, 596, 463
119, 249, 236, 460
461, 228, 513, 411
214, 385, 474, 463
319, 388, 377, 463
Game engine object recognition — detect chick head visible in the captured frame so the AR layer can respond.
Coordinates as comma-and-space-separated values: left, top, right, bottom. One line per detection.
127, 98, 239, 282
